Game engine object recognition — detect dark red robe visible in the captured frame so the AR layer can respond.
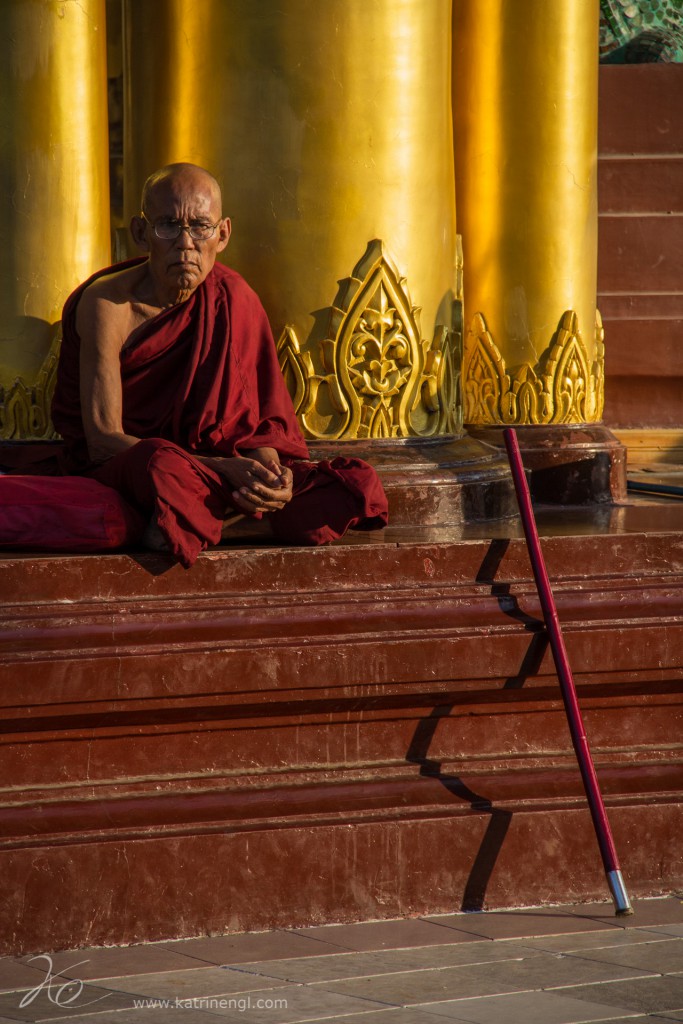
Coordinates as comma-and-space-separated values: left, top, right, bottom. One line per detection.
51, 259, 388, 567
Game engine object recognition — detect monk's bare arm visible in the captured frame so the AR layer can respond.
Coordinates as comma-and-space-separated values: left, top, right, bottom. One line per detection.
77, 290, 141, 464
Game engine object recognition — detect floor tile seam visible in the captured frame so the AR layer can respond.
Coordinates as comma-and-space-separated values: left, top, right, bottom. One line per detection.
291, 1007, 485, 1024
98, 959, 668, 1001
1, 946, 545, 998
372, 984, 540, 1008
298, 954, 555, 987
1, 962, 244, 994
18, 919, 680, 993
224, 939, 506, 972
92, 962, 313, 988
512, 934, 681, 955
0, 961, 46, 983
277, 991, 407, 1018
634, 926, 683, 938
552, 949, 671, 972
227, 950, 548, 983
307, 968, 664, 1007
86, 977, 308, 1002
236, 1007, 401, 1024
286, 932, 373, 955
419, 914, 602, 942
563, 916, 630, 933
459, 922, 629, 941
405, 999, 644, 1024
135, 941, 306, 971
85, 948, 550, 995
35, 1013, 223, 1024
136, 1002, 239, 1023
96, 981, 397, 1013
153, 936, 359, 963
30, 994, 398, 1024
0, 977, 126, 1010
394, 1007, 501, 1024
541, 969, 665, 993
287, 934, 493, 955
423, 911, 578, 925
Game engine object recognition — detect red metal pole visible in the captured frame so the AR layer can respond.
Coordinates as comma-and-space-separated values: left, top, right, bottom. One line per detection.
503, 427, 633, 915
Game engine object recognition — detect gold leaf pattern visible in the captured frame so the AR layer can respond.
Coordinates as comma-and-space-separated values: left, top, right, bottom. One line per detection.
463, 310, 605, 425
0, 326, 61, 440
278, 240, 461, 441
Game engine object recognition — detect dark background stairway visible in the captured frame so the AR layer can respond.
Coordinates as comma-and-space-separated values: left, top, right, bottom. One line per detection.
599, 65, 683, 446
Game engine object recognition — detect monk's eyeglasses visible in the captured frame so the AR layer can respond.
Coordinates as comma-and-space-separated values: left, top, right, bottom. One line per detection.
142, 215, 221, 241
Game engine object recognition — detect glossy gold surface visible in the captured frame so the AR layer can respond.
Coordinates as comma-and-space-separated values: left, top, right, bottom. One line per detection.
124, 0, 461, 440
0, 0, 110, 407
453, 0, 601, 424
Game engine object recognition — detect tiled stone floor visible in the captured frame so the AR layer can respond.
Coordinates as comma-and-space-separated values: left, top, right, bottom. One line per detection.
1, 897, 683, 1023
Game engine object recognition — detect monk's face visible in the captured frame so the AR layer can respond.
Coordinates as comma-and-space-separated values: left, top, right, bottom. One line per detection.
132, 169, 231, 303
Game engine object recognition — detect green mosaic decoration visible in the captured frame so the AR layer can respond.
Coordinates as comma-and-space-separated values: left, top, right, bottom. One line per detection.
600, 0, 683, 60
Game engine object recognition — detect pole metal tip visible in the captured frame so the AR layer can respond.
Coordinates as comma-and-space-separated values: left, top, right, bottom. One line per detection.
607, 869, 633, 916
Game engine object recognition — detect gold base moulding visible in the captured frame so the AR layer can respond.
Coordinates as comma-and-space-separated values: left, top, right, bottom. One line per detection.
615, 429, 683, 468
464, 310, 605, 427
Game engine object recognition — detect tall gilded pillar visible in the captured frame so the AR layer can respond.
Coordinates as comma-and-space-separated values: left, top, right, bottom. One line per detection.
0, 0, 111, 439
453, 0, 625, 501
124, 0, 513, 526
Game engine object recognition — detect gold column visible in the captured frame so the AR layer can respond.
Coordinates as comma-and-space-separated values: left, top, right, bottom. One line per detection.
124, 0, 461, 442
454, 0, 604, 428
0, 0, 110, 439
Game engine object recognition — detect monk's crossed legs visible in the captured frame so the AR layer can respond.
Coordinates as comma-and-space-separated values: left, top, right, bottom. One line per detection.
89, 438, 388, 567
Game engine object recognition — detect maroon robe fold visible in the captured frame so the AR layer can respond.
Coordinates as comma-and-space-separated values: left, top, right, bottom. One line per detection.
51, 259, 388, 567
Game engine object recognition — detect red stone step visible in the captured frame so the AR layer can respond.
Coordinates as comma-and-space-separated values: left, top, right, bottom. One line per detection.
0, 528, 682, 952
599, 65, 683, 154
603, 318, 683, 376
598, 292, 683, 320
599, 156, 683, 213
598, 213, 683, 293
603, 375, 683, 428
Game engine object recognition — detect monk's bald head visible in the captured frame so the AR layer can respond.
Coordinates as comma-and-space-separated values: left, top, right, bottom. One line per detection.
132, 162, 231, 305
141, 163, 223, 219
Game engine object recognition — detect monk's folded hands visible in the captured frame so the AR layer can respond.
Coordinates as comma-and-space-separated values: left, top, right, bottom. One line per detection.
207, 455, 293, 513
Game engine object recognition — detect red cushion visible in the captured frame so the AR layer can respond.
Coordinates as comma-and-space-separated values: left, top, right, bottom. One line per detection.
0, 475, 145, 552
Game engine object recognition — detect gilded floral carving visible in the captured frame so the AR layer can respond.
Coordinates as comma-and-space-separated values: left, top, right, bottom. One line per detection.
463, 310, 605, 425
0, 327, 61, 440
277, 239, 461, 440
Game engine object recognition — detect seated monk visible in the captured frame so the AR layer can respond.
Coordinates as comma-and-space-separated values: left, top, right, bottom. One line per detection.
51, 162, 388, 567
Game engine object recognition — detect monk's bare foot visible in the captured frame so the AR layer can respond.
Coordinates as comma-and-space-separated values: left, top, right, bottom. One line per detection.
142, 518, 170, 552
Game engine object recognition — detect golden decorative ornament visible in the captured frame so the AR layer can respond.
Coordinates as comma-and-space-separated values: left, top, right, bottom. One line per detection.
277, 241, 461, 441
464, 310, 605, 426
0, 327, 61, 441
